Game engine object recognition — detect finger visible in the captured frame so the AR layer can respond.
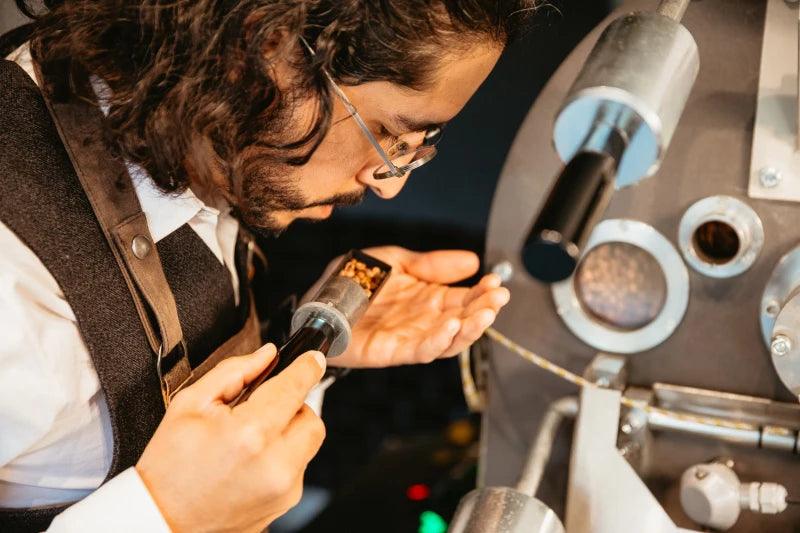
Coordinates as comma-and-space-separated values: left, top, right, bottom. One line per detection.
463, 287, 511, 317
445, 274, 502, 309
404, 250, 480, 284
235, 351, 326, 433
280, 404, 327, 468
444, 308, 497, 357
408, 316, 461, 364
179, 344, 277, 406
441, 286, 470, 309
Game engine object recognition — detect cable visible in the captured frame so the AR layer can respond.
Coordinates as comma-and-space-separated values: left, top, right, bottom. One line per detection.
485, 327, 759, 432
459, 348, 486, 412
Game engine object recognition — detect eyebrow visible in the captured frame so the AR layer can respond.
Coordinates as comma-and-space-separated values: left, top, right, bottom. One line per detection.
393, 114, 446, 134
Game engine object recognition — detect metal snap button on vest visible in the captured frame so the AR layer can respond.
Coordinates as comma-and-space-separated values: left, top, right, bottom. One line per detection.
131, 235, 152, 259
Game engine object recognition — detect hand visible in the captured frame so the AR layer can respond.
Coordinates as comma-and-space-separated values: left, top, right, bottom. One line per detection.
136, 345, 326, 533
331, 246, 510, 368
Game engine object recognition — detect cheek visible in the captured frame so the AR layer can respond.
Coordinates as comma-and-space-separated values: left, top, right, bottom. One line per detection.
301, 125, 369, 190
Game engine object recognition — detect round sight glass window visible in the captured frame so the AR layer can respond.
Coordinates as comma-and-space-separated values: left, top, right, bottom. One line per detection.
574, 242, 668, 331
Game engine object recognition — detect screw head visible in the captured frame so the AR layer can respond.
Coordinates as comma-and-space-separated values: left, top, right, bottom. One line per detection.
695, 468, 709, 480
759, 167, 782, 188
491, 261, 514, 283
771, 335, 793, 357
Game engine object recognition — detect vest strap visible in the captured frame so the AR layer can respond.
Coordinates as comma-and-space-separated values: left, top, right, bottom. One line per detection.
33, 63, 192, 404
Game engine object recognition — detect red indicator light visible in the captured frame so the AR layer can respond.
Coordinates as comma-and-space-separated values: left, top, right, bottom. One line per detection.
406, 483, 431, 501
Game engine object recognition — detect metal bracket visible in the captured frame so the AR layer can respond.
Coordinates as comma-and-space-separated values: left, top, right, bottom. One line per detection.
748, 0, 800, 201
565, 386, 699, 533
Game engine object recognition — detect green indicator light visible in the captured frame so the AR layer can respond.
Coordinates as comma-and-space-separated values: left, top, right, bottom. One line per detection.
419, 510, 448, 533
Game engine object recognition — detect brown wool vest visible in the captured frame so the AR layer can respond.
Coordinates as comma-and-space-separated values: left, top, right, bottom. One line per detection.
0, 59, 263, 532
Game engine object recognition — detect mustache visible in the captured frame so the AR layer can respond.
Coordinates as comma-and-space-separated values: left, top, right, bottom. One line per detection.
304, 189, 366, 209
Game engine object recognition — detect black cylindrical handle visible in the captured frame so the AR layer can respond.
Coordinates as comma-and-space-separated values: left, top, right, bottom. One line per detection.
521, 151, 618, 283
231, 317, 335, 406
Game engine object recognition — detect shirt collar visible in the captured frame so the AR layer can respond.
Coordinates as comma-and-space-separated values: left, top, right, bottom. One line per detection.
90, 77, 225, 243
126, 160, 220, 244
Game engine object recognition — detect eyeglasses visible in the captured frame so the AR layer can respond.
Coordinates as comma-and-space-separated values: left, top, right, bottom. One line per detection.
300, 37, 442, 180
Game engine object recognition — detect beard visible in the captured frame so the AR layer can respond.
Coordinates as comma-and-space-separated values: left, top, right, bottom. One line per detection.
234, 151, 365, 237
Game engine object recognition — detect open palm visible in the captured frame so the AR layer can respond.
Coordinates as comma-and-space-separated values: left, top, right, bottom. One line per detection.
331, 246, 510, 368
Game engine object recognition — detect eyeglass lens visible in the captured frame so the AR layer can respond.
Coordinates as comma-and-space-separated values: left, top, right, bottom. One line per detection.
374, 144, 438, 180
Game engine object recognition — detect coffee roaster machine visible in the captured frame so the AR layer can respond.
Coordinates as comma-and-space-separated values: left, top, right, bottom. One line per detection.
451, 1, 800, 531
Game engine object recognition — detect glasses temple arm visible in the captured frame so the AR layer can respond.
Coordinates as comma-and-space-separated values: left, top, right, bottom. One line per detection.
300, 36, 401, 177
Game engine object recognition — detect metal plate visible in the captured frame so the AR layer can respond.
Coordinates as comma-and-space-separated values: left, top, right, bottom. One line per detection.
747, 0, 800, 201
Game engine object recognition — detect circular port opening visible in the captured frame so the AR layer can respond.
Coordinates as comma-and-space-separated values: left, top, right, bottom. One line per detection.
574, 242, 668, 331
692, 220, 740, 265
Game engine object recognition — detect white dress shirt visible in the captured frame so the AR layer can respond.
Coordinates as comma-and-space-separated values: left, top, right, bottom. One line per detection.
1, 44, 314, 532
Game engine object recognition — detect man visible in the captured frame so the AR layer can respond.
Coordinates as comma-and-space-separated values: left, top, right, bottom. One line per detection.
0, 0, 529, 531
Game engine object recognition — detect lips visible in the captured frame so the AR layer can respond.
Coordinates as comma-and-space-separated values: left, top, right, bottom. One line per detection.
315, 204, 334, 218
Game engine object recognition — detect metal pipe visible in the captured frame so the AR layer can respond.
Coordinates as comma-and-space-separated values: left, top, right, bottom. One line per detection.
516, 397, 579, 496
646, 411, 800, 454
656, 0, 690, 21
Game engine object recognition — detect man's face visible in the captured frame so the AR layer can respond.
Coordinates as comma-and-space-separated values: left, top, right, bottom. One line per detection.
235, 42, 502, 233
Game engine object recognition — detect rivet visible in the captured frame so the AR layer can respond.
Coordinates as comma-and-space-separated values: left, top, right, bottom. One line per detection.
131, 235, 152, 259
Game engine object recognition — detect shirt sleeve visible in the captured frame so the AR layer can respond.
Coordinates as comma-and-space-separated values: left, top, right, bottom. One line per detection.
47, 468, 171, 533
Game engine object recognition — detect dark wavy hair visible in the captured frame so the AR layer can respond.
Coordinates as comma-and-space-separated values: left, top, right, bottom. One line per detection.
13, 0, 537, 195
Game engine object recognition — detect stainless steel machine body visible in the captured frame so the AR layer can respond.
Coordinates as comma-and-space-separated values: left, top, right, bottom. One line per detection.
481, 0, 800, 531
521, 0, 699, 283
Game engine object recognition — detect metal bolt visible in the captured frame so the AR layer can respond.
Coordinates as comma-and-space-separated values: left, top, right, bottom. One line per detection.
695, 468, 709, 480
491, 261, 514, 283
771, 335, 793, 357
131, 235, 152, 259
621, 411, 646, 435
758, 167, 782, 189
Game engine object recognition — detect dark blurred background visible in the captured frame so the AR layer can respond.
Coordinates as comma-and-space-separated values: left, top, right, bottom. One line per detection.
0, 3, 612, 531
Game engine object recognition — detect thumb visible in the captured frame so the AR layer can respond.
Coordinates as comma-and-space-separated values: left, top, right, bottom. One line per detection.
178, 344, 278, 406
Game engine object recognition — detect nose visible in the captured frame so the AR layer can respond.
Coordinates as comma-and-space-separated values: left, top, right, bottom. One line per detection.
356, 164, 410, 199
